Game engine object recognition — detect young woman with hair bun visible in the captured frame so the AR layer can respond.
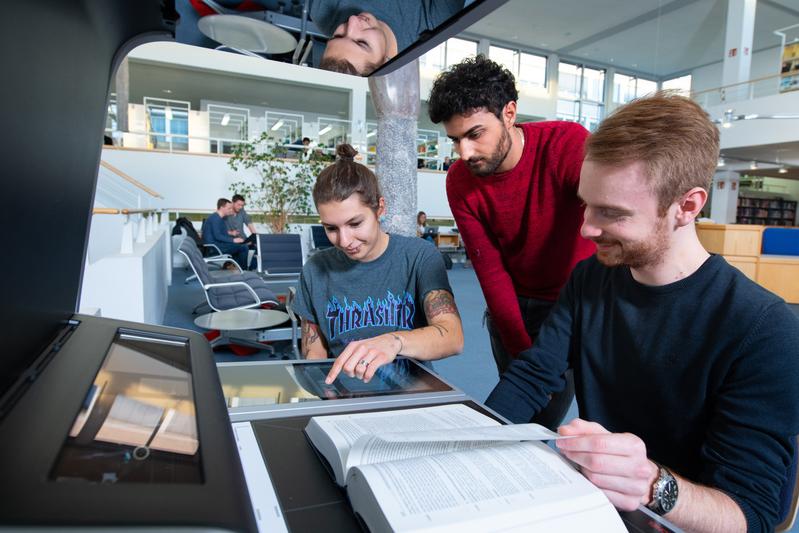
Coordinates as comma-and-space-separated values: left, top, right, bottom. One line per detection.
293, 144, 463, 384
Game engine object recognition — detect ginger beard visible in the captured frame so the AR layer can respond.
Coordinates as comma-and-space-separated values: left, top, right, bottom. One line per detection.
593, 213, 671, 269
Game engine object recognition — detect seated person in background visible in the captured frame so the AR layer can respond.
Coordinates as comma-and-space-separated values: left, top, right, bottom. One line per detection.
313, 1, 465, 76
442, 156, 452, 170
485, 93, 799, 532
225, 194, 257, 247
295, 143, 463, 384
203, 198, 251, 271
416, 210, 428, 237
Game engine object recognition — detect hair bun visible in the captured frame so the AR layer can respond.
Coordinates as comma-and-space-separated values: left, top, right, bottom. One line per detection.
335, 143, 358, 161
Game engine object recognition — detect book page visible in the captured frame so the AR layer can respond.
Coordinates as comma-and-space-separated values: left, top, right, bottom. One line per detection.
376, 423, 562, 443
307, 404, 501, 481
345, 423, 564, 474
94, 394, 164, 447
347, 441, 625, 533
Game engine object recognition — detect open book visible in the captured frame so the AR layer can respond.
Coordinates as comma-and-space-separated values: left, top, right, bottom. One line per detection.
304, 403, 625, 532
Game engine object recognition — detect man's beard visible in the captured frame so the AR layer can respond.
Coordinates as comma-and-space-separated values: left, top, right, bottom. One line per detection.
594, 216, 670, 269
465, 127, 512, 177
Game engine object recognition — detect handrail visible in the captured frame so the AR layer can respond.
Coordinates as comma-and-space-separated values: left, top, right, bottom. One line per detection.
92, 208, 161, 215
691, 73, 782, 98
121, 208, 161, 215
99, 160, 164, 199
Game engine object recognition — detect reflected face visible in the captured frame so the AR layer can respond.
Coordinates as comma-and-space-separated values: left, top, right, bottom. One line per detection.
323, 13, 394, 75
578, 160, 671, 269
318, 194, 386, 262
232, 200, 245, 213
444, 109, 512, 177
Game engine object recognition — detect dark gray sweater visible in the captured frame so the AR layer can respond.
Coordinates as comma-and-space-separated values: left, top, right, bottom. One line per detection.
486, 254, 799, 532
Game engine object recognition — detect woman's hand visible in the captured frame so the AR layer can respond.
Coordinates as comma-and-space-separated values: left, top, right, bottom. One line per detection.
325, 332, 404, 384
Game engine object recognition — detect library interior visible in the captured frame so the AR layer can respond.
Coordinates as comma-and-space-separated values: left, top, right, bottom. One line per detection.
2, 1, 799, 532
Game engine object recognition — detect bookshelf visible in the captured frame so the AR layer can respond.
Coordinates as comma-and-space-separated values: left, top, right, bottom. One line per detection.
736, 196, 797, 226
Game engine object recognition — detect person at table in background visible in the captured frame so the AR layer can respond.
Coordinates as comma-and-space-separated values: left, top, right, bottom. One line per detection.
294, 144, 463, 384
203, 198, 251, 271
416, 210, 435, 243
312, 1, 464, 76
486, 92, 799, 533
225, 194, 257, 248
442, 156, 452, 170
428, 55, 595, 428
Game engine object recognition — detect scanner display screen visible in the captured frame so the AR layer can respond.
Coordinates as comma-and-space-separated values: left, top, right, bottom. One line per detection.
218, 358, 452, 407
50, 329, 202, 484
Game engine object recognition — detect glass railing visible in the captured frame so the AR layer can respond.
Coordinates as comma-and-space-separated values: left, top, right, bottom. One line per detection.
692, 74, 784, 108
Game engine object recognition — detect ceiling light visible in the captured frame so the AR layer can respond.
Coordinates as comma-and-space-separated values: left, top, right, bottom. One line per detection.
366, 130, 377, 138
779, 166, 788, 174
717, 157, 725, 167
220, 113, 230, 126
162, 89, 172, 94
165, 106, 173, 121
318, 125, 332, 136
750, 161, 758, 170
271, 118, 284, 131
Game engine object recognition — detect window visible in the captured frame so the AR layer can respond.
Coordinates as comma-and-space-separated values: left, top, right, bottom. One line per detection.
518, 52, 547, 88
558, 63, 581, 100
420, 38, 477, 71
662, 74, 692, 95
557, 63, 605, 131
613, 74, 657, 104
445, 38, 477, 68
208, 104, 249, 154
489, 46, 547, 89
489, 45, 518, 75
144, 97, 190, 152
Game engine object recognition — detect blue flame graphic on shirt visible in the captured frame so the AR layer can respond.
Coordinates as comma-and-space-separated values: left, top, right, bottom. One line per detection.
326, 290, 415, 339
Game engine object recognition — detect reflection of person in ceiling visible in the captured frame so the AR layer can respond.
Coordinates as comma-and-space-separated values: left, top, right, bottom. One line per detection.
312, 0, 465, 76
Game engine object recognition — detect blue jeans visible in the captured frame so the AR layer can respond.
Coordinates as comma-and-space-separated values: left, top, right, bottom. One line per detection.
485, 296, 575, 430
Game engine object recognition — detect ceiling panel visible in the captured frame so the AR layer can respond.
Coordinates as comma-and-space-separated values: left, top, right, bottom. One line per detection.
468, 0, 799, 78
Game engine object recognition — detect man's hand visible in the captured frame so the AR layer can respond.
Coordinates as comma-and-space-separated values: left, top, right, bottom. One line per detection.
556, 418, 658, 511
233, 237, 244, 243
325, 333, 403, 384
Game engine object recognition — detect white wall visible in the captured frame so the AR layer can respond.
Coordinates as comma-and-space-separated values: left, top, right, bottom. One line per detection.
101, 148, 454, 219
80, 227, 170, 324
692, 46, 783, 93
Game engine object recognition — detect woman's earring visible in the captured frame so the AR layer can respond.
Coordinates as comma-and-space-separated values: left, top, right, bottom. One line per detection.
378, 215, 386, 224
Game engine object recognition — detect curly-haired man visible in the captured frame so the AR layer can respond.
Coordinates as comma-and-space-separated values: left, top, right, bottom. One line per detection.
428, 56, 595, 428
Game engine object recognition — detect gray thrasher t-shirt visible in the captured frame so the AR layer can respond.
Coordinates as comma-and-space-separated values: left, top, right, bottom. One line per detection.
294, 233, 452, 357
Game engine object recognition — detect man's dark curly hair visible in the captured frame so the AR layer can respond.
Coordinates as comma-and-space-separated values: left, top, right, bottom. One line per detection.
428, 55, 518, 124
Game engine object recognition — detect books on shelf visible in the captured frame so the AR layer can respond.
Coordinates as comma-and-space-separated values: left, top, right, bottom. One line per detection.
304, 403, 625, 532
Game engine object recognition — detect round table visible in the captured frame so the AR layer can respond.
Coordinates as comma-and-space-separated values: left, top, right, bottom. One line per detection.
194, 309, 289, 331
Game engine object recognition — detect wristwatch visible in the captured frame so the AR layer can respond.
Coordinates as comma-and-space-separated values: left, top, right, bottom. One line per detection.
647, 465, 678, 515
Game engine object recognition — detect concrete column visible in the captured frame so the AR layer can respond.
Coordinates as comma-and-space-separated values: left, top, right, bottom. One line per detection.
368, 59, 420, 237
547, 53, 559, 94
477, 38, 490, 57
604, 67, 617, 116
710, 171, 741, 223
349, 86, 368, 157
722, 0, 756, 101
115, 57, 130, 134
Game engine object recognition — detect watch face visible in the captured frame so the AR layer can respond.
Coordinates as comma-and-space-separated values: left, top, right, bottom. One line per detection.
660, 477, 679, 513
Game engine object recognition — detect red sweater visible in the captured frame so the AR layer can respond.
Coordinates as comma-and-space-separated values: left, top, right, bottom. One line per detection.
446, 121, 595, 356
